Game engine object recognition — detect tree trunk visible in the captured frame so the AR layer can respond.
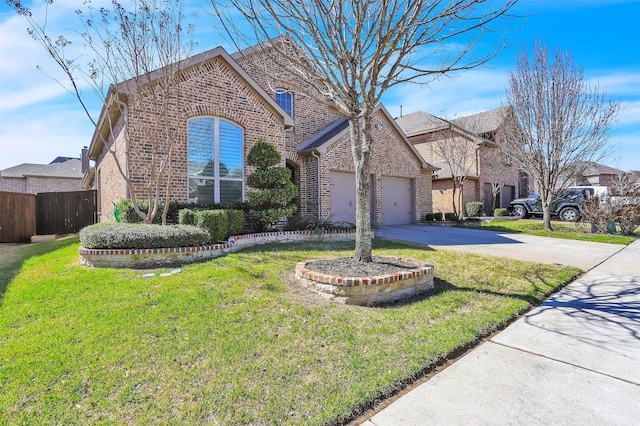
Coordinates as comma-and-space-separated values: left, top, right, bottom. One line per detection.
451, 184, 458, 216
350, 115, 373, 263
459, 184, 465, 220
542, 202, 553, 232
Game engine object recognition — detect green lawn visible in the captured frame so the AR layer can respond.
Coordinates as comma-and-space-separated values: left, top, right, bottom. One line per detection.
464, 218, 638, 245
1, 238, 580, 425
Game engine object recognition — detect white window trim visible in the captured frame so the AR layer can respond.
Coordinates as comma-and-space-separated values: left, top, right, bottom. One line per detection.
275, 89, 293, 117
187, 116, 244, 204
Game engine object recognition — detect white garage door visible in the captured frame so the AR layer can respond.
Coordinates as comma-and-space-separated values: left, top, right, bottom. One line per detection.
330, 171, 356, 223
381, 176, 413, 225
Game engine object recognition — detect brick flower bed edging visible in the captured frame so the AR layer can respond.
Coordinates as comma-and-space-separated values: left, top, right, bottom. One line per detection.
295, 256, 435, 306
78, 229, 356, 269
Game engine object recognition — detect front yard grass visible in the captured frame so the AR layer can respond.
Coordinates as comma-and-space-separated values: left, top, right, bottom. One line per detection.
465, 218, 638, 245
1, 237, 580, 425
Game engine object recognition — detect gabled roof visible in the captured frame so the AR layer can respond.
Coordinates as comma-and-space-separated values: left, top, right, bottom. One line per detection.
88, 44, 294, 160
451, 107, 508, 134
297, 117, 349, 153
579, 161, 625, 177
396, 111, 492, 146
1, 159, 83, 179
1, 163, 47, 178
395, 111, 449, 137
298, 105, 438, 171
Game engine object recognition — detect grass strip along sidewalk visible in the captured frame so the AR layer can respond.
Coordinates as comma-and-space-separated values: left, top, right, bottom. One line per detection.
0, 238, 579, 425
464, 218, 638, 245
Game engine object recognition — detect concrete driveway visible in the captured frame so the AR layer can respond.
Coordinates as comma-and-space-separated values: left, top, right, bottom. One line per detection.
375, 224, 625, 270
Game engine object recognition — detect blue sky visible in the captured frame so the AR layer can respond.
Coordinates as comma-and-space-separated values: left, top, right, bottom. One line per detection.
1, 0, 639, 171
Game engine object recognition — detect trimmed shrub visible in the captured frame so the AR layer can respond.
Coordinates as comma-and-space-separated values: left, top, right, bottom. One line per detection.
195, 210, 228, 243
434, 212, 443, 221
117, 199, 251, 224
494, 208, 508, 217
178, 209, 197, 225
425, 213, 435, 221
79, 223, 210, 249
246, 137, 297, 231
225, 209, 245, 237
444, 212, 458, 221
465, 201, 484, 217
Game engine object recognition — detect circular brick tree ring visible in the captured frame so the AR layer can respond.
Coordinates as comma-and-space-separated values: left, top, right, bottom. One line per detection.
295, 256, 435, 306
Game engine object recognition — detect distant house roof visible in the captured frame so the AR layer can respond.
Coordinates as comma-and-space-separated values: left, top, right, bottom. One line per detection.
0, 159, 83, 179
396, 107, 509, 139
579, 161, 624, 177
450, 107, 508, 134
1, 163, 48, 178
395, 111, 448, 137
50, 156, 77, 164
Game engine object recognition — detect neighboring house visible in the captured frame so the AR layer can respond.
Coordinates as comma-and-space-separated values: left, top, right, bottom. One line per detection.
396, 107, 522, 216
84, 39, 437, 225
0, 157, 85, 194
570, 162, 638, 195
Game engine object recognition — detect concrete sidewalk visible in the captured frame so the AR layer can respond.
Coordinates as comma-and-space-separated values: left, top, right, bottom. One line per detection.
363, 232, 640, 425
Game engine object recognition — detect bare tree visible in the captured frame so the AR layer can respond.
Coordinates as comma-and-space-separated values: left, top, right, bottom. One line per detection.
501, 42, 620, 231
7, 0, 195, 224
433, 127, 478, 218
211, 0, 516, 261
482, 143, 512, 212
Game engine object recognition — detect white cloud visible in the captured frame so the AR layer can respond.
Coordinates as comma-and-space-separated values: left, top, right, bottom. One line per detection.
589, 71, 640, 97
0, 100, 95, 170
382, 67, 509, 118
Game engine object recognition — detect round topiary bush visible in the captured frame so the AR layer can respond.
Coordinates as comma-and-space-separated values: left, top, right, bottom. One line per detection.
79, 223, 210, 249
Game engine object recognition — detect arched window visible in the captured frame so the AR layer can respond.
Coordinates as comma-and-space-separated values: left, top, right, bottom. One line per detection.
187, 117, 243, 204
275, 89, 293, 116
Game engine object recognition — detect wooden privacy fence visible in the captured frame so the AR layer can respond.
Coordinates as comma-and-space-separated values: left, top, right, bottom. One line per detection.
0, 192, 36, 243
36, 190, 97, 236
1, 190, 97, 243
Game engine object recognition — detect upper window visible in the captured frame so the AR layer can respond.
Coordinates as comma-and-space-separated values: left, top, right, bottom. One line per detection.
275, 89, 293, 117
187, 117, 243, 204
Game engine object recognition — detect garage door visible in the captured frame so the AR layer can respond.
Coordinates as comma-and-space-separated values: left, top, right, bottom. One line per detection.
330, 171, 356, 223
381, 176, 413, 225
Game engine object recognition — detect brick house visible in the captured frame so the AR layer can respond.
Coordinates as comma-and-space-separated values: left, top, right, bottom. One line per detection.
84, 41, 436, 225
0, 157, 85, 194
396, 107, 522, 216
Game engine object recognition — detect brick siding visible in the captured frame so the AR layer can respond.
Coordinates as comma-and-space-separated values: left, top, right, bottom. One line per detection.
0, 176, 82, 194
92, 45, 432, 222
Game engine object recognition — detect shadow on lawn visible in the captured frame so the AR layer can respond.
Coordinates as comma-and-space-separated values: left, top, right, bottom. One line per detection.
0, 236, 78, 303
377, 266, 572, 309
376, 277, 543, 309
242, 238, 438, 254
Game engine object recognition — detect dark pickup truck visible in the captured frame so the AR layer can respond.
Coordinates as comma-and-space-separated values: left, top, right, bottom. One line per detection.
509, 187, 603, 221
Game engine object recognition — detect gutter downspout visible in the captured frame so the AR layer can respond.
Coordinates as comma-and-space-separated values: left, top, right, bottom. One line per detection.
311, 150, 321, 220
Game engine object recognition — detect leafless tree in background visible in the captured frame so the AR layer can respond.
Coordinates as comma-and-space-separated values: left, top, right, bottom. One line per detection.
501, 42, 620, 231
8, 0, 195, 224
211, 0, 516, 261
483, 143, 511, 212
433, 128, 478, 218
